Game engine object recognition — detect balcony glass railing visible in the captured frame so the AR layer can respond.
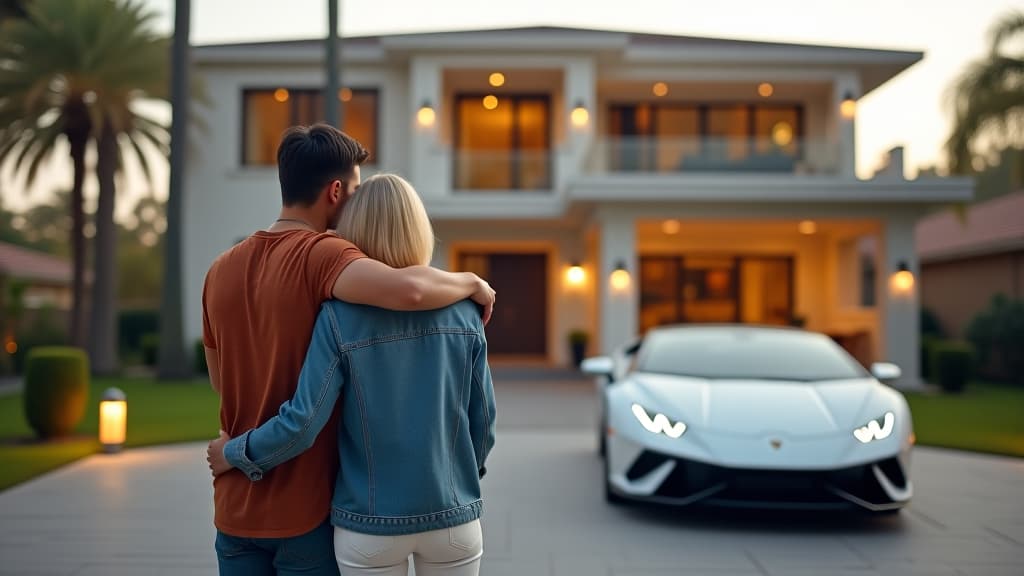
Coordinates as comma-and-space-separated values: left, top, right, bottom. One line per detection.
586, 136, 837, 175
452, 149, 552, 191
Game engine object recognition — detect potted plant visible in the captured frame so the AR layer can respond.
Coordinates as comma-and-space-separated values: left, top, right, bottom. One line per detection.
568, 330, 589, 368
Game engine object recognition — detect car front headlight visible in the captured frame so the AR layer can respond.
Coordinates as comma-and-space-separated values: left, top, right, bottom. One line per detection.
631, 403, 687, 439
853, 411, 895, 444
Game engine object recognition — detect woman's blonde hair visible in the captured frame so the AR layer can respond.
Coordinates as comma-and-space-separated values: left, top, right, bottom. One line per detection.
338, 173, 435, 268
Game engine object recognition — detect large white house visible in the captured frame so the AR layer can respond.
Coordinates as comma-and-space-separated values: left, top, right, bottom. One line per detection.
184, 26, 972, 386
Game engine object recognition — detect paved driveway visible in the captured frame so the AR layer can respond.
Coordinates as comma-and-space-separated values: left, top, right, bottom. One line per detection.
1, 376, 1022, 575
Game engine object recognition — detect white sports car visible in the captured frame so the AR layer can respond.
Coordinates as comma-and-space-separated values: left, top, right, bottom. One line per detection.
583, 325, 914, 513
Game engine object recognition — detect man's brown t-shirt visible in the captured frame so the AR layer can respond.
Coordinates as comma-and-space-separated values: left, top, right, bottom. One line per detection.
203, 229, 364, 538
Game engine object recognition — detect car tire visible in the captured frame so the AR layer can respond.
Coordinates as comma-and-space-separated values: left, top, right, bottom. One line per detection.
598, 418, 607, 458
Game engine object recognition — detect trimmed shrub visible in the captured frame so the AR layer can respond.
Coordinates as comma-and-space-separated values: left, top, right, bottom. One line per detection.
23, 347, 89, 438
194, 339, 208, 374
966, 295, 1024, 384
141, 333, 159, 367
931, 341, 975, 394
921, 307, 944, 338
119, 309, 159, 356
921, 335, 940, 382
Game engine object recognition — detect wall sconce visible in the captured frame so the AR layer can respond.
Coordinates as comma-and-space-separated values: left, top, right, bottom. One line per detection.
416, 100, 436, 127
840, 91, 857, 119
609, 260, 631, 293
99, 387, 127, 453
566, 261, 586, 286
570, 100, 589, 128
889, 261, 915, 296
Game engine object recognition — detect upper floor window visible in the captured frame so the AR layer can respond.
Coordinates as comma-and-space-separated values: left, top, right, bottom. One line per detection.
608, 103, 803, 172
453, 94, 551, 191
242, 88, 379, 166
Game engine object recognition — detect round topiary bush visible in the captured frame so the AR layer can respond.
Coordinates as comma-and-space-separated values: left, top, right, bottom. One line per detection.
931, 341, 975, 394
23, 347, 90, 438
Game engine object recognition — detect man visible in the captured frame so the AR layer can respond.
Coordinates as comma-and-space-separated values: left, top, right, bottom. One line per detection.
203, 124, 495, 576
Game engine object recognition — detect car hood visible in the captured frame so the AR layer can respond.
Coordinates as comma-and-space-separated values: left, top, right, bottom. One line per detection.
630, 372, 882, 437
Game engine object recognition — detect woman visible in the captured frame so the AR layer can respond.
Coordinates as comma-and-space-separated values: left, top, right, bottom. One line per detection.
209, 174, 496, 576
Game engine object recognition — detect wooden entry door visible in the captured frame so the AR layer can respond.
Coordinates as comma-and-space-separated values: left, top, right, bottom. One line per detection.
459, 253, 548, 356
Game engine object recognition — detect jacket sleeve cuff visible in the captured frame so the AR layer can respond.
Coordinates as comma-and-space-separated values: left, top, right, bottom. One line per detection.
224, 431, 264, 481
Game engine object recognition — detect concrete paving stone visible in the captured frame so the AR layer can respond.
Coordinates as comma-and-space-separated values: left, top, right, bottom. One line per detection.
1, 377, 1022, 576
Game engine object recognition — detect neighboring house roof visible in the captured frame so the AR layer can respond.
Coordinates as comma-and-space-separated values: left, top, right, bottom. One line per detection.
0, 242, 72, 285
916, 191, 1024, 263
194, 26, 921, 95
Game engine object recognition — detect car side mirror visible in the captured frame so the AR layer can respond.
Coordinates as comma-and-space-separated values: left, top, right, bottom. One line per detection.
871, 362, 902, 383
581, 356, 615, 379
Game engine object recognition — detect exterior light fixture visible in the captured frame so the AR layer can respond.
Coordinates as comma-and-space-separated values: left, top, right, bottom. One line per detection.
338, 87, 353, 102
273, 88, 290, 103
758, 82, 774, 97
662, 219, 681, 235
416, 100, 436, 127
652, 82, 669, 97
570, 100, 589, 127
610, 260, 631, 292
840, 91, 857, 119
890, 261, 915, 295
489, 72, 505, 87
482, 95, 499, 110
99, 387, 127, 453
798, 220, 817, 235
566, 262, 586, 286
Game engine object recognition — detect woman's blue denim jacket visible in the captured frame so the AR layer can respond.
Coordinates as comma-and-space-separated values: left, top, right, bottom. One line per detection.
223, 299, 496, 536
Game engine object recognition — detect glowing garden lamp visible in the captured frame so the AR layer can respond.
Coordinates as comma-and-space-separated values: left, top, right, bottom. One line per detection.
99, 387, 127, 453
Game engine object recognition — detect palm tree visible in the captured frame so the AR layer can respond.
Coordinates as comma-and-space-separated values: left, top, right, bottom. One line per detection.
0, 4, 95, 348
0, 0, 170, 374
87, 0, 171, 375
946, 10, 1024, 174
158, 0, 191, 379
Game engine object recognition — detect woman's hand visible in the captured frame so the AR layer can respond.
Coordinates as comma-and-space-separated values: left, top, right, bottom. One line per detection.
206, 430, 233, 477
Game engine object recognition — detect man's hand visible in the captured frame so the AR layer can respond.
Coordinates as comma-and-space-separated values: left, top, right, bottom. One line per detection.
470, 275, 496, 326
206, 430, 233, 477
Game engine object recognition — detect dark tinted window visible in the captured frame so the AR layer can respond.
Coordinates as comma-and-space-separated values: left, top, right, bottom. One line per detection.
636, 328, 867, 382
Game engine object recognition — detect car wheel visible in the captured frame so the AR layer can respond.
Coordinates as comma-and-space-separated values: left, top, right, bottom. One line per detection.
598, 417, 607, 458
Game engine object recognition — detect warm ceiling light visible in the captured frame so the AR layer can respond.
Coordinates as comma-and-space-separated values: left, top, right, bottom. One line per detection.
798, 220, 817, 235
482, 95, 499, 110
416, 101, 436, 127
273, 88, 290, 103
772, 122, 794, 146
840, 91, 857, 119
570, 100, 589, 127
652, 82, 669, 97
339, 87, 353, 102
758, 82, 774, 97
489, 72, 505, 87
661, 219, 681, 235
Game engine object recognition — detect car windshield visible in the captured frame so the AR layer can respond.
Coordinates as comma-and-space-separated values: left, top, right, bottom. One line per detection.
635, 327, 868, 382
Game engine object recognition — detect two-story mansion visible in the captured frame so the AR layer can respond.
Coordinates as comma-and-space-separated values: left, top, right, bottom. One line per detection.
184, 26, 972, 386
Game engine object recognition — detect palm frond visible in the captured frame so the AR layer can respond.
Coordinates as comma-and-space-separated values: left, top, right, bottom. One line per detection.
945, 87, 1024, 173
989, 10, 1024, 55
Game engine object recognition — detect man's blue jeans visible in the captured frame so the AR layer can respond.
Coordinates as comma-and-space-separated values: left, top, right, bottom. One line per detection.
215, 520, 339, 576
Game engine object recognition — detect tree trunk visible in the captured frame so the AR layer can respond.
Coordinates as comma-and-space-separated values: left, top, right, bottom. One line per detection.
65, 105, 90, 349
89, 120, 119, 375
157, 0, 191, 379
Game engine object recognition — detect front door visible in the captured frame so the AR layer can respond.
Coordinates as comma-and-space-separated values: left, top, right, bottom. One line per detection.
458, 252, 548, 357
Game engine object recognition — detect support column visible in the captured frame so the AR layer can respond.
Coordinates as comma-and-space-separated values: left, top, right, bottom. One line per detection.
882, 216, 921, 388
598, 214, 637, 355
834, 72, 861, 179
410, 58, 445, 197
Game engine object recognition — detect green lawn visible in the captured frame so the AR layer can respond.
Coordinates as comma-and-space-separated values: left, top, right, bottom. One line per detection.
0, 377, 219, 491
904, 382, 1024, 458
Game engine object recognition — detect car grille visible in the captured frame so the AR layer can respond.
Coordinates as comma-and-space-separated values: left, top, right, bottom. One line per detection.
626, 450, 906, 509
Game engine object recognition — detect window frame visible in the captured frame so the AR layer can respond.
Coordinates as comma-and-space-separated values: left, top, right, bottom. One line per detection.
239, 87, 381, 167
452, 92, 553, 192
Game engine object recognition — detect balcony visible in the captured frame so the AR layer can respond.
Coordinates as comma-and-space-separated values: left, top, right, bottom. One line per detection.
452, 149, 553, 193
585, 136, 838, 176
